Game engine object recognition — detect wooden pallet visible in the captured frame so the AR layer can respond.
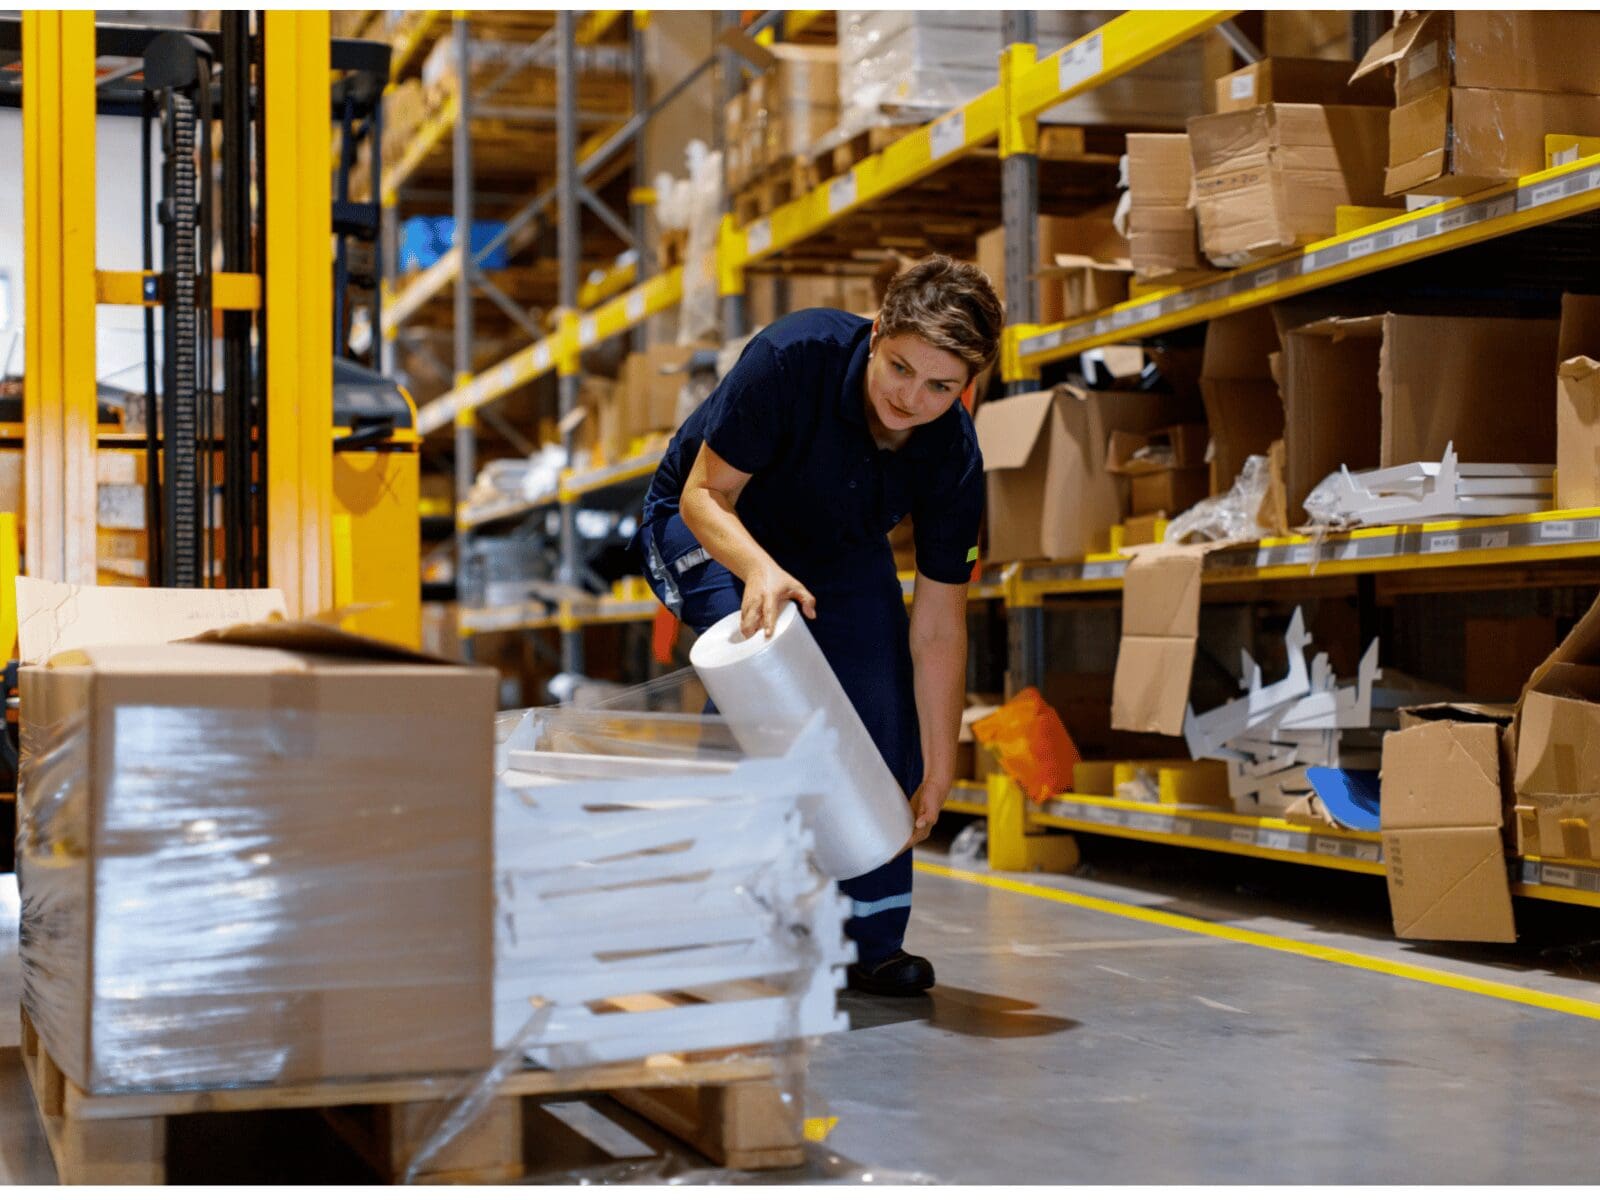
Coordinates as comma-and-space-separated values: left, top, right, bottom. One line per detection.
733, 157, 823, 225
19, 1007, 804, 1185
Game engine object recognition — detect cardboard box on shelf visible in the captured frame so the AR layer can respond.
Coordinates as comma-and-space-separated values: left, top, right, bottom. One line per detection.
956, 698, 1004, 783
1125, 134, 1204, 279
1510, 591, 1600, 860
1188, 103, 1390, 266
1280, 312, 1561, 524
1121, 513, 1168, 547
1042, 255, 1135, 322
974, 386, 1188, 563
976, 211, 1128, 326
620, 341, 716, 436
1556, 293, 1600, 510
1199, 307, 1283, 496
1381, 705, 1516, 942
1214, 57, 1391, 114
1352, 11, 1600, 110
724, 92, 749, 190
14, 580, 497, 1093
1384, 86, 1600, 196
1106, 422, 1211, 519
1111, 544, 1205, 736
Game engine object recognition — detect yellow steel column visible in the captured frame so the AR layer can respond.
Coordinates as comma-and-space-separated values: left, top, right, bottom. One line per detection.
264, 12, 334, 616
22, 11, 97, 585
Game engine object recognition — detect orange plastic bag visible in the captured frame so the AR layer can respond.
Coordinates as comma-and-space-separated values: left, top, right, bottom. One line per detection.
970, 687, 1081, 803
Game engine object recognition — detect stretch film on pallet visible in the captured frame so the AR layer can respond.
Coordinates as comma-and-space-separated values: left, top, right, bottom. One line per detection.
690, 602, 912, 879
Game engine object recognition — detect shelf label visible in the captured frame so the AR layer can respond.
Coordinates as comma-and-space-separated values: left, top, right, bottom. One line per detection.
1314, 837, 1342, 857
1261, 831, 1294, 851
1543, 520, 1577, 539
930, 110, 966, 159
1346, 237, 1375, 259
829, 173, 858, 213
626, 290, 646, 322
1173, 819, 1194, 837
1290, 545, 1314, 565
1390, 223, 1419, 246
1230, 827, 1255, 846
1356, 844, 1380, 863
746, 217, 772, 256
1531, 181, 1567, 208
1479, 531, 1510, 550
533, 343, 551, 370
1058, 33, 1104, 92
498, 364, 515, 390
1253, 266, 1284, 288
579, 316, 598, 345
1428, 533, 1461, 553
1541, 864, 1578, 888
1485, 195, 1516, 220
1437, 209, 1469, 232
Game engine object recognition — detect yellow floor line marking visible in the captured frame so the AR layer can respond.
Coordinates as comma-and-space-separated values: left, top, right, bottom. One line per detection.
916, 860, 1600, 1023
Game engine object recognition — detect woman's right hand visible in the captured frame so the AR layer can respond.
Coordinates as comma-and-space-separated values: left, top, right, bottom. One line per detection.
741, 562, 817, 638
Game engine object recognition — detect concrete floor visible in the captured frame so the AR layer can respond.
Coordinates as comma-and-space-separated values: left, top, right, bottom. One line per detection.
7, 829, 1600, 1184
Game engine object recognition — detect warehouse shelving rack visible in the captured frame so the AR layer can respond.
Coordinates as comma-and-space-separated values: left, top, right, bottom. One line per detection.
394, 10, 1600, 911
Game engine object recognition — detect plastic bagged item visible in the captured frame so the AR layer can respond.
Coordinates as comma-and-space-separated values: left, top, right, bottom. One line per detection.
678, 140, 724, 343
1165, 453, 1274, 545
948, 819, 988, 865
690, 604, 914, 879
970, 688, 1081, 804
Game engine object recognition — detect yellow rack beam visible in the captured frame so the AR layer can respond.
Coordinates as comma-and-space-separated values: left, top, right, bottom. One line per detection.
577, 254, 640, 310
389, 10, 443, 81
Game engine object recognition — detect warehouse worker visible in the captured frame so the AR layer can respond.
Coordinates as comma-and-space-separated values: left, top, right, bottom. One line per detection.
638, 256, 1001, 997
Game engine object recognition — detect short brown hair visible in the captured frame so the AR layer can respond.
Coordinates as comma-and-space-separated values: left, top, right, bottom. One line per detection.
876, 255, 1004, 378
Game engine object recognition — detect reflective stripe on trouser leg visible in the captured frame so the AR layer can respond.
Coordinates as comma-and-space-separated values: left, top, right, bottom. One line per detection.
840, 848, 913, 967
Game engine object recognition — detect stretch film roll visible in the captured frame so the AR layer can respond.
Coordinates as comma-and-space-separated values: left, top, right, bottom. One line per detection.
690, 603, 913, 880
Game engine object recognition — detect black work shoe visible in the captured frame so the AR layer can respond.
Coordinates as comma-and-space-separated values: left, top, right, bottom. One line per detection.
846, 950, 935, 997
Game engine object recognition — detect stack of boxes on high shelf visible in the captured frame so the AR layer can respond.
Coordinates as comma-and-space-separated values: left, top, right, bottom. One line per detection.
965, 13, 1600, 943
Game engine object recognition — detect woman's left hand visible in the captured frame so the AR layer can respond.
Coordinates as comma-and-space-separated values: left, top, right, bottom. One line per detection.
907, 777, 951, 848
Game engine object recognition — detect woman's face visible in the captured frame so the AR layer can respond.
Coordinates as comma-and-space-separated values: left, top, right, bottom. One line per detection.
864, 330, 969, 433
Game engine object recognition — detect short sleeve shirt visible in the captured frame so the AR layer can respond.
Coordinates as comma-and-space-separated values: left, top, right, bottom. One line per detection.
640, 309, 985, 586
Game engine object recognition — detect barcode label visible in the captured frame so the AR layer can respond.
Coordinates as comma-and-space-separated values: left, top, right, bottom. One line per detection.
1543, 520, 1576, 539
829, 173, 858, 213
1391, 224, 1419, 246
626, 290, 646, 321
1428, 534, 1461, 553
1314, 838, 1341, 857
930, 110, 966, 158
1541, 865, 1578, 888
1058, 33, 1104, 91
1230, 828, 1254, 845
1346, 237, 1375, 259
1230, 74, 1255, 101
1531, 182, 1566, 207
1438, 209, 1468, 231
1261, 831, 1293, 851
1253, 266, 1283, 288
746, 217, 772, 255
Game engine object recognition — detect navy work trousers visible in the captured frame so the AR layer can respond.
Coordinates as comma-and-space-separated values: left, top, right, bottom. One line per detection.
642, 513, 919, 967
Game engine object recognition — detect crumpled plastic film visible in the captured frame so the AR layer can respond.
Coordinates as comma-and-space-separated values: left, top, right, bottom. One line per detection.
1165, 453, 1275, 545
401, 704, 854, 1183
16, 703, 494, 1094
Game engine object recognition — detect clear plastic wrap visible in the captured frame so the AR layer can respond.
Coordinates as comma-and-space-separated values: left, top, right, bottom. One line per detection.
677, 140, 723, 343
17, 650, 497, 1095
1165, 453, 1274, 545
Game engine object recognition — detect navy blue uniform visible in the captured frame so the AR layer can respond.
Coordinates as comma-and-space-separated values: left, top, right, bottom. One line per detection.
638, 309, 984, 966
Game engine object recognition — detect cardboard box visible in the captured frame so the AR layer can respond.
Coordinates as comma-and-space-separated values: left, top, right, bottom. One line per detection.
1125, 134, 1204, 279
15, 581, 497, 1093
1043, 254, 1134, 321
974, 386, 1187, 563
1352, 12, 1600, 109
1107, 423, 1211, 518
957, 700, 1004, 783
1199, 307, 1283, 495
1214, 57, 1391, 114
1111, 544, 1204, 735
1381, 709, 1516, 943
1280, 312, 1560, 522
621, 342, 715, 436
1121, 513, 1167, 547
1385, 86, 1600, 196
976, 212, 1128, 326
1188, 103, 1390, 266
1557, 293, 1600, 510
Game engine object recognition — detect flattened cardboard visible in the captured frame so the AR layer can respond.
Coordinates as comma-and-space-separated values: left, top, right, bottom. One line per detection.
1112, 544, 1205, 735
1556, 294, 1600, 509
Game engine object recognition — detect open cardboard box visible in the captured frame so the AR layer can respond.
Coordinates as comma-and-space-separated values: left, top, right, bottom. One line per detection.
14, 579, 498, 1093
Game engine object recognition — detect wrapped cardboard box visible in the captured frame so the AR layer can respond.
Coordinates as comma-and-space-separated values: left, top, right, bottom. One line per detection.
1214, 56, 1391, 114
1280, 312, 1560, 523
974, 386, 1187, 562
1199, 307, 1283, 495
15, 582, 497, 1093
1352, 11, 1600, 109
750, 44, 838, 165
1557, 293, 1600, 510
1188, 103, 1389, 266
1381, 705, 1516, 942
1125, 134, 1204, 279
976, 211, 1128, 325
1384, 87, 1600, 196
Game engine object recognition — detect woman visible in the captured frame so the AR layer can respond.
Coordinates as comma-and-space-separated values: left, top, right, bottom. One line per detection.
639, 255, 1002, 997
